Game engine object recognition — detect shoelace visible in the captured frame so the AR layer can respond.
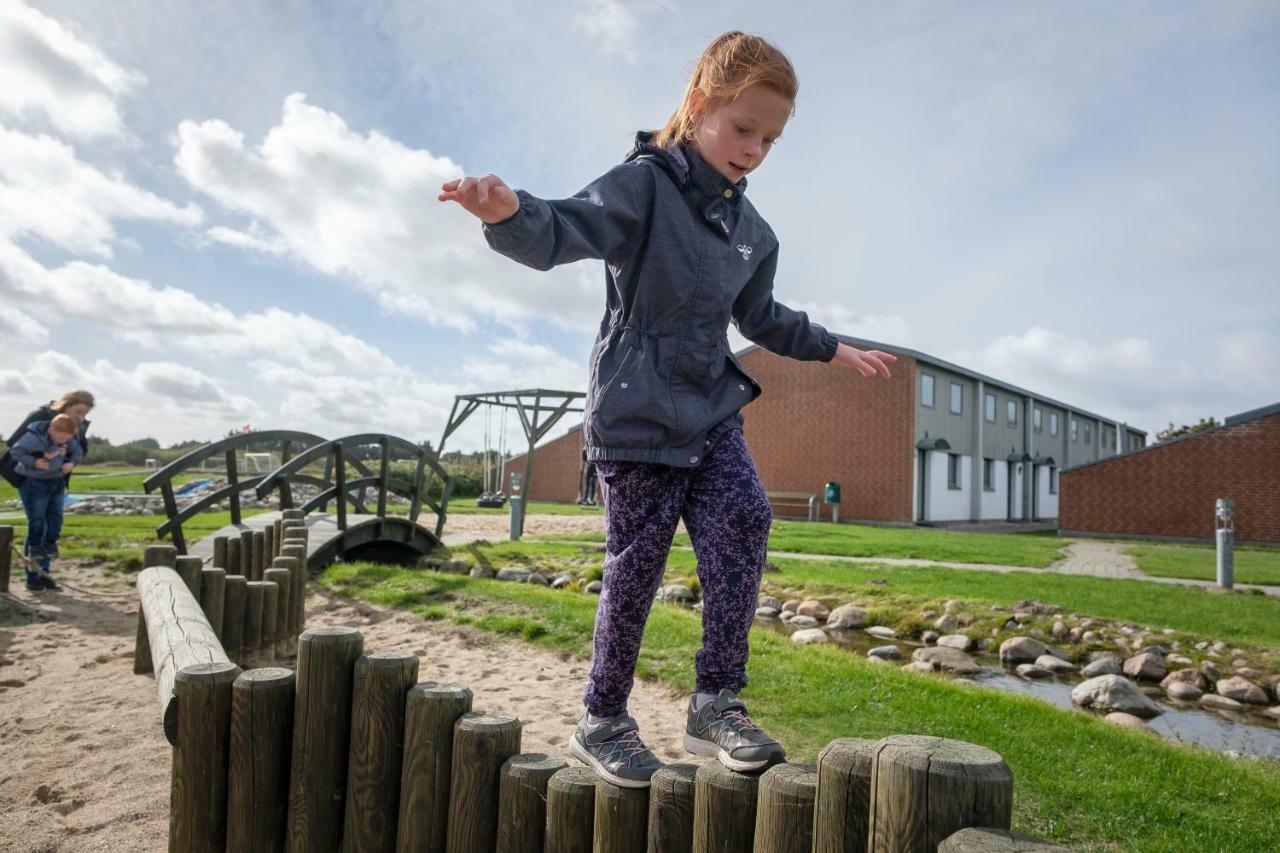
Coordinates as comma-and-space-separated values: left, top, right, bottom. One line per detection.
718, 707, 761, 733
610, 728, 651, 758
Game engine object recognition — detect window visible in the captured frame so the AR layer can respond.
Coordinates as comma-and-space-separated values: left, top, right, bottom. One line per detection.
921, 373, 935, 407
1049, 467, 1058, 495
983, 458, 995, 492
1084, 423, 1092, 444
1034, 408, 1043, 431
1070, 418, 1078, 442
1007, 400, 1018, 425
1130, 434, 1142, 451
984, 392, 996, 423
947, 453, 961, 490
1050, 413, 1059, 437
949, 382, 963, 415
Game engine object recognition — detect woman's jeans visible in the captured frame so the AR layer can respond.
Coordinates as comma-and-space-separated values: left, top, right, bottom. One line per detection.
19, 477, 66, 579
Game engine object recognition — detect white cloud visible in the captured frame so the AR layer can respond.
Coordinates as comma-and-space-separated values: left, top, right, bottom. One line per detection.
786, 302, 915, 348
0, 126, 201, 257
0, 306, 48, 347
0, 351, 258, 443
0, 243, 403, 375
174, 94, 600, 332
574, 0, 641, 63
0, 1, 144, 139
955, 326, 1280, 434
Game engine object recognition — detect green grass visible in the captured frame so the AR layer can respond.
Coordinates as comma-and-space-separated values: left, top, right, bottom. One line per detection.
542, 519, 1068, 568
1126, 542, 1280, 586
0, 468, 216, 502
445, 499, 602, 516
320, 559, 1280, 852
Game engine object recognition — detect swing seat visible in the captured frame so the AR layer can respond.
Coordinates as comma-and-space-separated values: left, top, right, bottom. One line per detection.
476, 494, 507, 508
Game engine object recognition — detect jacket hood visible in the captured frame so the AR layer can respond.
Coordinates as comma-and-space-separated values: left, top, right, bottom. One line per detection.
25, 420, 51, 440
625, 131, 747, 198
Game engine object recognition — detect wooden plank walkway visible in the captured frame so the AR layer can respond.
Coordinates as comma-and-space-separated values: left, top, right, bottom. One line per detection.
188, 512, 438, 568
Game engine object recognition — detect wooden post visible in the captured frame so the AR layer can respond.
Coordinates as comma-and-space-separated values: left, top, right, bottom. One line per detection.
241, 530, 256, 581
273, 519, 284, 559
272, 555, 302, 654
754, 764, 817, 853
244, 581, 267, 663
545, 766, 597, 853
134, 544, 177, 675
495, 753, 567, 853
693, 763, 759, 853
342, 652, 419, 852
937, 828, 1070, 852
169, 661, 240, 852
260, 581, 278, 662
175, 555, 203, 598
213, 535, 228, 569
136, 566, 233, 744
397, 682, 473, 853
445, 712, 522, 853
264, 568, 292, 657
1, 526, 13, 592
223, 575, 248, 663
227, 668, 295, 853
227, 537, 242, 576
264, 525, 275, 567
866, 736, 1013, 853
200, 567, 226, 640
283, 509, 305, 522
280, 545, 308, 636
647, 764, 697, 853
253, 530, 267, 579
595, 780, 650, 853
287, 627, 364, 853
813, 738, 877, 853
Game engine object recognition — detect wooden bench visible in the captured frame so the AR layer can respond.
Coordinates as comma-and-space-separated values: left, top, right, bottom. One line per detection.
766, 491, 818, 522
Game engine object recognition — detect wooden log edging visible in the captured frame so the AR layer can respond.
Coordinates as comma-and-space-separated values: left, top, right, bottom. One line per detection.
227, 667, 295, 852
343, 651, 420, 853
223, 575, 247, 662
397, 682, 473, 852
0, 525, 11, 593
754, 763, 817, 853
813, 737, 877, 853
496, 753, 568, 852
199, 567, 226, 640
693, 762, 759, 853
595, 779, 649, 853
287, 626, 364, 852
170, 661, 240, 852
446, 712, 522, 853
647, 763, 697, 853
545, 766, 597, 852
937, 827, 1071, 852
135, 565, 232, 745
133, 544, 177, 674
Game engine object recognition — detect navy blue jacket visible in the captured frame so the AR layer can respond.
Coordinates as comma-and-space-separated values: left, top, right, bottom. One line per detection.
484, 132, 837, 467
10, 420, 84, 480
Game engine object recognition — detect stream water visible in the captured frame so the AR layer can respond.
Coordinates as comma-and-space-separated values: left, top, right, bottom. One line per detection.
764, 619, 1280, 760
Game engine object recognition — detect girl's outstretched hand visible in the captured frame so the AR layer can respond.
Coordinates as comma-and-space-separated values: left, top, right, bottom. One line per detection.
438, 174, 520, 224
833, 343, 896, 378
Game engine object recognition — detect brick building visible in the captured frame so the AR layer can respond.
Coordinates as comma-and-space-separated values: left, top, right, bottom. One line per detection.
505, 335, 1146, 523
1060, 403, 1280, 545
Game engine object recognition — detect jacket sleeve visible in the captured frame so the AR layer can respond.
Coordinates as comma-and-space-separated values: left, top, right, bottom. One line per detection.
9, 432, 41, 473
732, 245, 839, 362
482, 162, 654, 271
67, 439, 84, 465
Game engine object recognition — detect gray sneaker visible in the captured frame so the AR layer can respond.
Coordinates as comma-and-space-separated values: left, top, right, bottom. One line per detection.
683, 689, 785, 772
569, 711, 664, 788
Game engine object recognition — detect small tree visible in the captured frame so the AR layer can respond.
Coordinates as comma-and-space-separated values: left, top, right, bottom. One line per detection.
1156, 417, 1217, 444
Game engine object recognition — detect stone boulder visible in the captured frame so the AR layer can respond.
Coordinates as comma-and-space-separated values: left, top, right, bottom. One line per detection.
1165, 682, 1203, 701
585, 581, 603, 594
936, 634, 972, 652
469, 565, 496, 579
1016, 663, 1054, 679
790, 615, 820, 629
933, 613, 959, 633
912, 647, 982, 675
1070, 675, 1162, 718
551, 574, 574, 589
826, 605, 867, 629
1122, 653, 1167, 682
791, 629, 828, 645
1160, 668, 1211, 693
755, 606, 780, 619
782, 599, 801, 614
758, 595, 782, 611
659, 584, 695, 603
1216, 676, 1269, 705
496, 567, 532, 583
865, 626, 897, 639
999, 637, 1049, 665
868, 645, 902, 661
797, 600, 830, 620
527, 572, 550, 587
1080, 657, 1122, 678
903, 661, 938, 674
1035, 655, 1077, 674
1104, 712, 1148, 729
1200, 694, 1244, 712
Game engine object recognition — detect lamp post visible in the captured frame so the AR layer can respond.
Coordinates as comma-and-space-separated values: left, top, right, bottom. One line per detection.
1215, 498, 1234, 590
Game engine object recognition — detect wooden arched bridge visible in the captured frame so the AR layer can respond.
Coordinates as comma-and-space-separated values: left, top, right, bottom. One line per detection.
142, 430, 453, 569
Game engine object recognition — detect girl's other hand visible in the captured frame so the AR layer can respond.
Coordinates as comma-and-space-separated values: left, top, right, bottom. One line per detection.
61, 463, 74, 474
438, 174, 520, 224
34, 458, 49, 470
833, 343, 897, 378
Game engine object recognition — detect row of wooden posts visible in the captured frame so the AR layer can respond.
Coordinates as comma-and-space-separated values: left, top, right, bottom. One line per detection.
133, 511, 312, 744
0, 525, 12, 592
165, 624, 1067, 852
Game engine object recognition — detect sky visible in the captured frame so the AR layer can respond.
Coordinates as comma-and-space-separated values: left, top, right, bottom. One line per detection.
1, 0, 1277, 453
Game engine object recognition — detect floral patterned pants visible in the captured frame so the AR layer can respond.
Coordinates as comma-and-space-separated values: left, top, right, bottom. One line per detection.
584, 430, 772, 717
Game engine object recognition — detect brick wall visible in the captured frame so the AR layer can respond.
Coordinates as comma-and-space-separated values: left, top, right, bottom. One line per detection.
504, 426, 586, 503
1060, 409, 1280, 544
739, 348, 916, 522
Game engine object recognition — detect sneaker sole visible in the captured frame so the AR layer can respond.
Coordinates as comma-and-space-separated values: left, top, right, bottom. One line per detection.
569, 736, 653, 789
682, 733, 771, 772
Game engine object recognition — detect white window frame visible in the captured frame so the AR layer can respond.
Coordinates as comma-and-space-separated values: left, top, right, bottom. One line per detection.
1034, 408, 1043, 431
947, 453, 962, 490
921, 373, 935, 408
1049, 467, 1058, 495
1050, 413, 1059, 437
1007, 400, 1018, 425
1070, 418, 1078, 442
984, 392, 996, 423
982, 458, 995, 492
949, 382, 963, 416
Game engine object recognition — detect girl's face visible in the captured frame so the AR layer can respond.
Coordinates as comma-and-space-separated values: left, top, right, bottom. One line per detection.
692, 83, 792, 184
65, 403, 91, 421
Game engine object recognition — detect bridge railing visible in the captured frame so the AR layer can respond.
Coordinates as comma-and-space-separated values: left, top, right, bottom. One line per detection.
252, 433, 453, 539
143, 430, 329, 554
143, 430, 453, 553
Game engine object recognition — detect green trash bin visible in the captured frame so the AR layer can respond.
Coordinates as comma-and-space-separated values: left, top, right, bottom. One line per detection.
824, 482, 840, 523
